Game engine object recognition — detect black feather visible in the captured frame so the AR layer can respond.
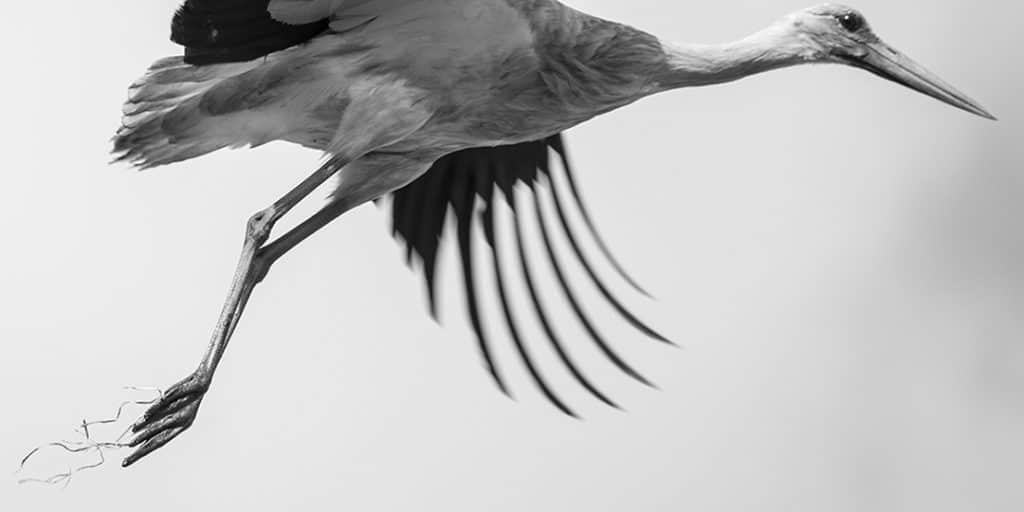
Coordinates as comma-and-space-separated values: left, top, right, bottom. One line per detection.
170, 0, 329, 66
531, 175, 654, 388
548, 137, 651, 297
388, 134, 661, 410
415, 165, 453, 318
510, 185, 620, 409
481, 202, 576, 417
391, 137, 552, 299
545, 157, 673, 345
452, 168, 508, 396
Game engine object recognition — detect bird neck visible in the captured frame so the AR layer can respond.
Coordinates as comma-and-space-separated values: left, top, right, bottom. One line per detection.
654, 25, 820, 91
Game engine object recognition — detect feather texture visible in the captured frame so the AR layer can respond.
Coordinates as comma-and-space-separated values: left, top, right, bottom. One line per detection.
112, 57, 267, 168
388, 135, 669, 412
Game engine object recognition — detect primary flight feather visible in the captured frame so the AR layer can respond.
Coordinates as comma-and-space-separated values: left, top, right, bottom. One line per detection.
108, 0, 993, 467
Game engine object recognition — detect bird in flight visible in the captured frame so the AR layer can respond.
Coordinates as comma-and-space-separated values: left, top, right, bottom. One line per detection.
108, 0, 992, 467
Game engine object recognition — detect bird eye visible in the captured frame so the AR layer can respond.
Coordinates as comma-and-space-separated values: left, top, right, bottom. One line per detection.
836, 12, 865, 32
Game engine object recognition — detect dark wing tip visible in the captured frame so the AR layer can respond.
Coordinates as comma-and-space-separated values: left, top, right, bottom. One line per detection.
530, 180, 656, 389
482, 204, 578, 418
547, 135, 654, 298
544, 169, 675, 347
510, 188, 621, 411
452, 170, 510, 397
387, 134, 668, 413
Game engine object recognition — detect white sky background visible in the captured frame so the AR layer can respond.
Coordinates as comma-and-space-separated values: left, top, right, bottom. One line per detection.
2, 0, 1022, 510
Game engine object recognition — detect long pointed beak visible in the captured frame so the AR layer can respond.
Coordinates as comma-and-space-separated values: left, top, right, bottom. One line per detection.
848, 41, 996, 120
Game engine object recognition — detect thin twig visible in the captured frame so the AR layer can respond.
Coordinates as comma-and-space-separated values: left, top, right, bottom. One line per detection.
17, 386, 163, 486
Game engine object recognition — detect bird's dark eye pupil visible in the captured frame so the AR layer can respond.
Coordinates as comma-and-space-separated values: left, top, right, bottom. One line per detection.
838, 13, 864, 32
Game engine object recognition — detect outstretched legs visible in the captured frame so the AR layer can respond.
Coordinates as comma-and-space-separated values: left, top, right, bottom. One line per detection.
122, 154, 347, 465
122, 153, 432, 466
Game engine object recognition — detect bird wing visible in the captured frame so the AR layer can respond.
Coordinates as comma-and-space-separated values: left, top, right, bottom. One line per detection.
389, 134, 672, 416
175, 0, 537, 66
171, 0, 410, 65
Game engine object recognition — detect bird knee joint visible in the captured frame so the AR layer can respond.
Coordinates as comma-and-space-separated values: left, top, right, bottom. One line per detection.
246, 208, 276, 242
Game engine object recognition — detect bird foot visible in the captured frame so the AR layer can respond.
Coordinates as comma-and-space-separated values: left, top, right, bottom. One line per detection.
122, 371, 210, 467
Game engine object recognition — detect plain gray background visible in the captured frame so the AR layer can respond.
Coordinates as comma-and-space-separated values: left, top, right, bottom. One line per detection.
2, 0, 1021, 510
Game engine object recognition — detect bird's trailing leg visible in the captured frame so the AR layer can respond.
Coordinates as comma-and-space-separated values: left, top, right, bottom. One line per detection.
121, 152, 432, 467
120, 83, 434, 466
121, 155, 349, 467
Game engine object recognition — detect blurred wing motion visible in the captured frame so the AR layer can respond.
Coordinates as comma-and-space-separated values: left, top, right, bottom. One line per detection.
389, 134, 672, 416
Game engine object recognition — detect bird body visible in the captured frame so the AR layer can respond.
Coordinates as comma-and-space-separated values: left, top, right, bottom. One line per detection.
118, 0, 653, 167
101, 0, 993, 467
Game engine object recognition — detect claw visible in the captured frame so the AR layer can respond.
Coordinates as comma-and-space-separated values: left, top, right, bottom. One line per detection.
121, 374, 207, 467
130, 404, 197, 446
134, 379, 205, 427
122, 427, 185, 468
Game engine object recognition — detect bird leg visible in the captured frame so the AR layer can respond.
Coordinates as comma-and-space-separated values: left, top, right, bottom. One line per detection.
121, 153, 430, 467
120, 80, 436, 466
256, 154, 434, 280
121, 155, 349, 467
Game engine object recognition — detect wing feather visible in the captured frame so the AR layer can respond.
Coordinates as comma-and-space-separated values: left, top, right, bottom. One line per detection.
530, 175, 655, 389
511, 185, 620, 410
453, 174, 510, 397
548, 137, 653, 298
171, 0, 329, 65
389, 135, 665, 413
482, 201, 577, 418
545, 159, 673, 345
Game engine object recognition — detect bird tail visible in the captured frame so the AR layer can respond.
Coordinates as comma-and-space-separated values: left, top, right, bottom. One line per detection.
111, 56, 263, 169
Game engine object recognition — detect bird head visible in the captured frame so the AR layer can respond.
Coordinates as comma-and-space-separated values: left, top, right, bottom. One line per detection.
783, 4, 994, 119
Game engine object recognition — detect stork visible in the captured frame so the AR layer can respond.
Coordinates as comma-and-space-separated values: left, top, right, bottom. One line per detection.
107, 0, 992, 468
